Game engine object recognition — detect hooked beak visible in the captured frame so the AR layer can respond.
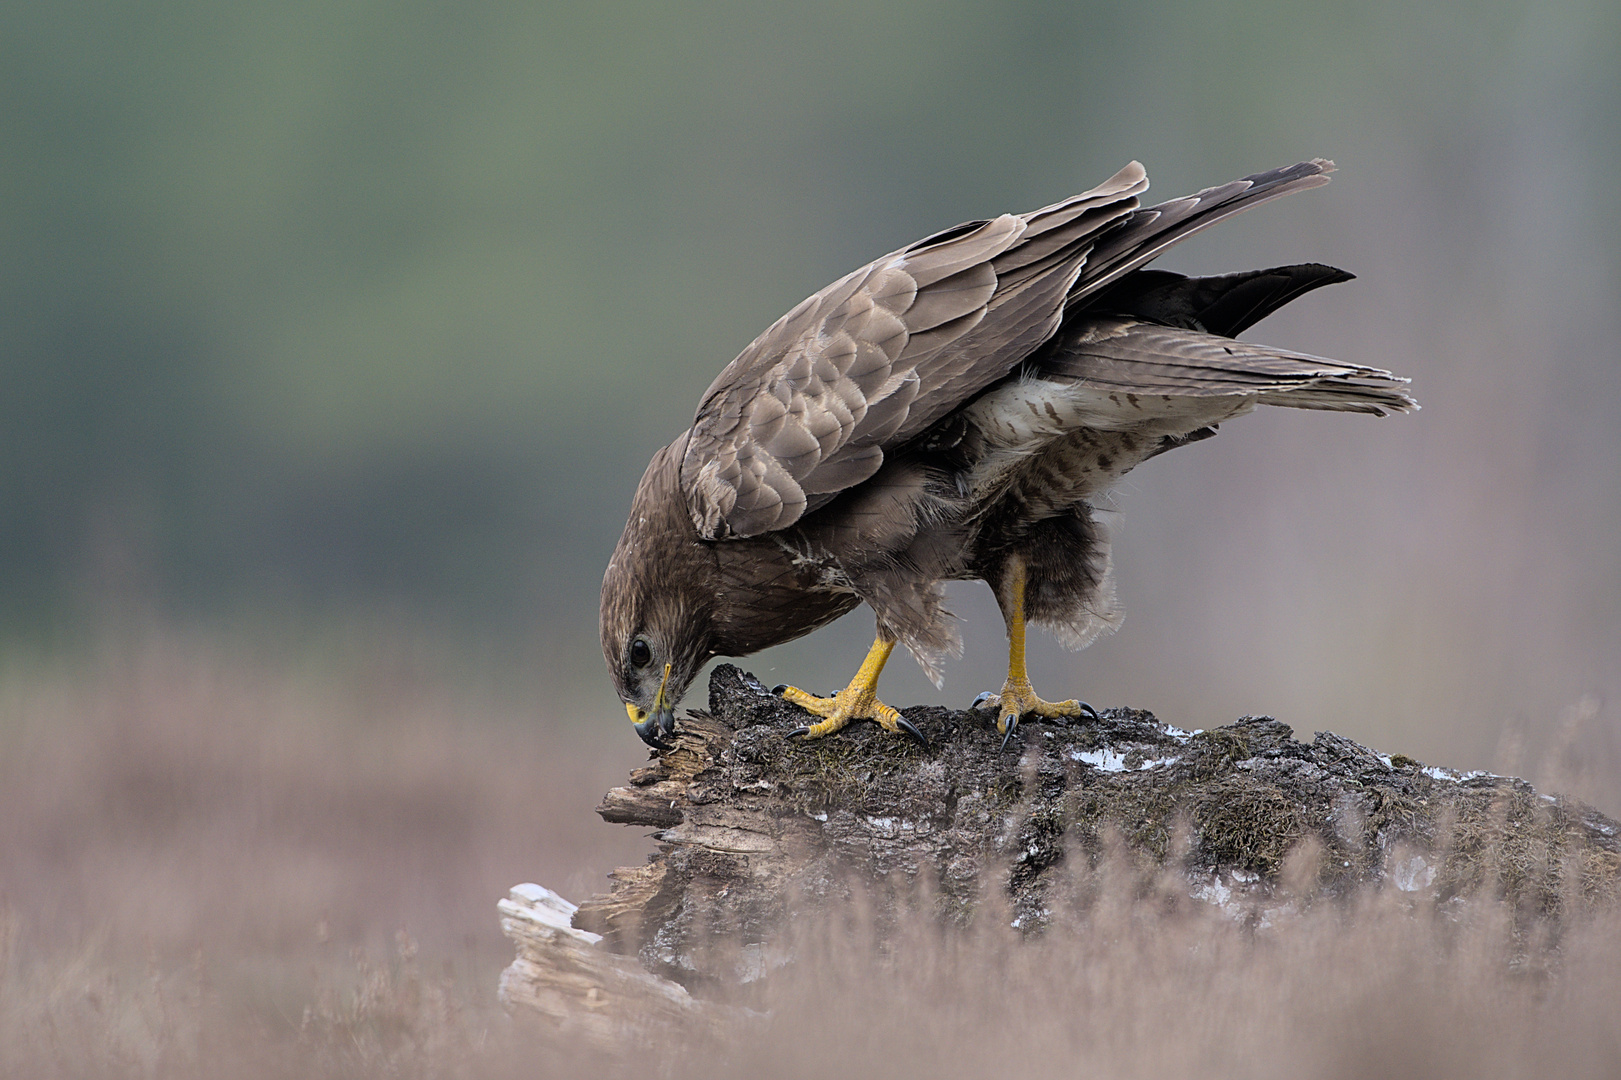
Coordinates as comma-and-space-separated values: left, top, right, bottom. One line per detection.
626, 662, 677, 750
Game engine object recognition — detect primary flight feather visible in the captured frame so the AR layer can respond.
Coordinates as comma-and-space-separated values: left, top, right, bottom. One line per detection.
601, 159, 1415, 750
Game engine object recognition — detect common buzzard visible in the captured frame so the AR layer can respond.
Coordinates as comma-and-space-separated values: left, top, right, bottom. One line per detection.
601, 160, 1415, 750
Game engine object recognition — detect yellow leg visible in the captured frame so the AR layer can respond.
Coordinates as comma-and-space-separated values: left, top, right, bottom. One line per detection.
977, 556, 1097, 746
776, 633, 926, 745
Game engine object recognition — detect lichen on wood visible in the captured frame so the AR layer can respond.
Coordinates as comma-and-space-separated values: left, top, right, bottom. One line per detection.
514, 665, 1621, 1001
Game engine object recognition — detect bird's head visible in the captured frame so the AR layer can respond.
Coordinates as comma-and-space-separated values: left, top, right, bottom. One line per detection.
600, 441, 718, 750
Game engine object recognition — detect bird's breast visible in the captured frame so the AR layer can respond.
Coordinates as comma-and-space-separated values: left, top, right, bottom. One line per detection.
709, 534, 862, 655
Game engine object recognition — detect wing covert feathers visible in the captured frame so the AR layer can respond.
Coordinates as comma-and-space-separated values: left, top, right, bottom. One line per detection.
681, 159, 1351, 540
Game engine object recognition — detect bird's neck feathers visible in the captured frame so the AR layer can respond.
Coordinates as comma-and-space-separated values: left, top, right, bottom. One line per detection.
619, 439, 713, 574
603, 439, 720, 659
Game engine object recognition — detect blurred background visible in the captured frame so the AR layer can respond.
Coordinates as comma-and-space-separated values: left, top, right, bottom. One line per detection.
2, 0, 1619, 1050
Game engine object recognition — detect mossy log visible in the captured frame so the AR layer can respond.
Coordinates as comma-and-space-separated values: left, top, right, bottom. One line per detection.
503, 665, 1621, 1012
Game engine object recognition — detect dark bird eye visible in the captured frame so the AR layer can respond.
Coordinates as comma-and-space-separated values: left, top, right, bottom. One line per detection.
628, 638, 653, 668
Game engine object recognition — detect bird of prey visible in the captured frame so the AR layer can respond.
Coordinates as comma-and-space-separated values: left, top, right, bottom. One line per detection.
601, 159, 1415, 751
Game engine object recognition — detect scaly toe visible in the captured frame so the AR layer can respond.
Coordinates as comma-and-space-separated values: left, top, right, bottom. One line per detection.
986, 682, 1097, 743
798, 710, 848, 739
1010, 689, 1095, 723
871, 702, 928, 747
778, 685, 841, 718
780, 687, 914, 743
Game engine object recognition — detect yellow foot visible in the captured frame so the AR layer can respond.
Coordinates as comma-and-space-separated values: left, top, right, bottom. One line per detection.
972, 680, 1098, 749
773, 683, 927, 745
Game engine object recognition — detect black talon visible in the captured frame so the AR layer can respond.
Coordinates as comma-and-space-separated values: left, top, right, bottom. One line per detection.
971, 691, 997, 710
896, 717, 929, 748
787, 725, 810, 739
1079, 701, 1099, 722
999, 712, 1019, 751
772, 684, 789, 696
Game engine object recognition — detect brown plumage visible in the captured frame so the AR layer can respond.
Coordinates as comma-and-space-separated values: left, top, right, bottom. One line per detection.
602, 160, 1415, 749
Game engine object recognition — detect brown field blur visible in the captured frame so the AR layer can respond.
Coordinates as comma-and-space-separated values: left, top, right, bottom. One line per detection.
0, 631, 646, 1074
2, 632, 1618, 1078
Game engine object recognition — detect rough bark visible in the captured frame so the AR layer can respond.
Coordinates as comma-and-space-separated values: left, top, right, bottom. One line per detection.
502, 664, 1621, 1013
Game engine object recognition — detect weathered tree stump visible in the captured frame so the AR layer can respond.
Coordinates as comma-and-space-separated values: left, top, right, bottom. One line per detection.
502, 665, 1621, 1021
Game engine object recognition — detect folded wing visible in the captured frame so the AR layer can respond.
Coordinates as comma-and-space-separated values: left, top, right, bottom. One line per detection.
680, 160, 1346, 540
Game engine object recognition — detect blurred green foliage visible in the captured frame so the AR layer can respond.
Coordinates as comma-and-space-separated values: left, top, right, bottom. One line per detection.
2, 0, 1616, 645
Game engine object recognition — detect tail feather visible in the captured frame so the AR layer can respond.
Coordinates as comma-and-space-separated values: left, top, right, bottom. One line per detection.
1038, 316, 1418, 417
1254, 383, 1417, 415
